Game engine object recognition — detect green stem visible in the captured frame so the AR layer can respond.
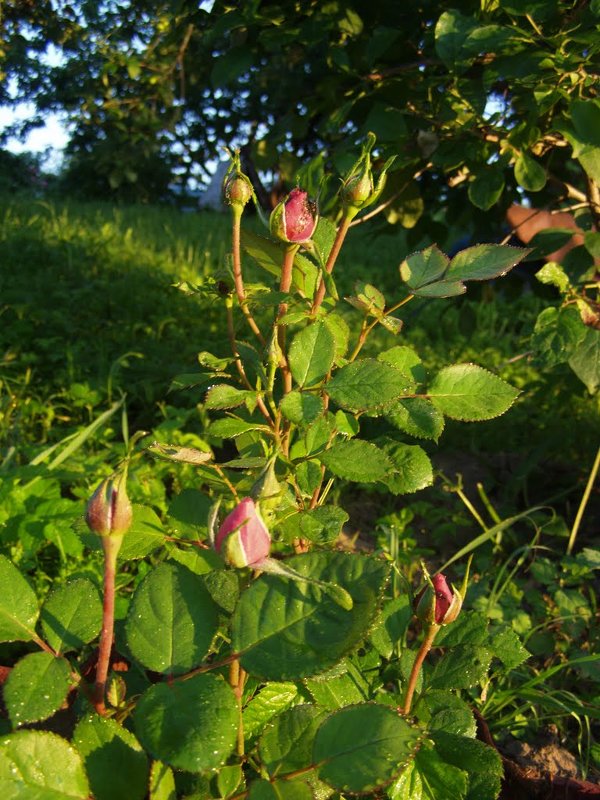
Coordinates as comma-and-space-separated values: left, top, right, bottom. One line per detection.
231, 207, 265, 345
229, 659, 246, 757
402, 623, 439, 716
94, 534, 122, 715
567, 444, 600, 556
311, 213, 353, 315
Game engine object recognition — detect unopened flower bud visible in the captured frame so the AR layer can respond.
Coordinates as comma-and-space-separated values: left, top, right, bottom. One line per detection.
86, 471, 132, 538
341, 133, 396, 216
223, 151, 253, 209
214, 497, 271, 569
415, 564, 469, 627
270, 188, 318, 243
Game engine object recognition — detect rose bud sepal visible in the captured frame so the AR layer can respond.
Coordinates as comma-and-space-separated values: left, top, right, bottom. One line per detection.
86, 468, 132, 540
211, 497, 272, 569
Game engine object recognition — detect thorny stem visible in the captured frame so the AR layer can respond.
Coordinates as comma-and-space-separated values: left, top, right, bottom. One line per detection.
94, 534, 123, 715
231, 207, 265, 346
229, 659, 247, 757
276, 245, 299, 401
401, 623, 440, 716
311, 214, 353, 316
567, 444, 600, 556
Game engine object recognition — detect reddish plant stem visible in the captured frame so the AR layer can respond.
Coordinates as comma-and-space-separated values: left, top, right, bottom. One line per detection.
275, 245, 299, 457
231, 208, 265, 346
401, 623, 439, 716
94, 535, 122, 715
311, 214, 353, 316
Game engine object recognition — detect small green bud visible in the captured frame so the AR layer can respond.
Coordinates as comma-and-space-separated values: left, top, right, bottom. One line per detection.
223, 150, 253, 209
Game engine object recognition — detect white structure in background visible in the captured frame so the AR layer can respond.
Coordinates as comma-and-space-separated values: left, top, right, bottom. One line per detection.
198, 161, 229, 211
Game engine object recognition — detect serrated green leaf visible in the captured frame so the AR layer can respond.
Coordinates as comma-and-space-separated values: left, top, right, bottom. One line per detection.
4, 652, 71, 726
205, 384, 257, 410
414, 743, 468, 800
327, 359, 413, 412
514, 153, 546, 191
429, 645, 492, 690
40, 578, 102, 653
73, 715, 148, 800
134, 674, 238, 773
280, 391, 324, 426
385, 398, 445, 441
314, 704, 422, 794
278, 506, 348, 545
532, 306, 587, 367
380, 441, 433, 494
260, 704, 325, 775
369, 595, 412, 659
489, 626, 530, 669
400, 246, 448, 289
535, 262, 571, 292
289, 323, 336, 387
217, 764, 243, 798
412, 279, 466, 298
248, 778, 314, 800
167, 488, 213, 539
321, 440, 394, 483
232, 552, 390, 679
208, 417, 271, 439
378, 346, 427, 384
241, 230, 318, 297
305, 664, 368, 710
428, 364, 519, 421
420, 690, 476, 738
435, 611, 489, 647
432, 732, 503, 800
149, 761, 176, 800
243, 682, 299, 740
125, 563, 219, 675
0, 731, 89, 799
0, 555, 39, 642
324, 313, 350, 361
446, 244, 527, 282
388, 759, 423, 800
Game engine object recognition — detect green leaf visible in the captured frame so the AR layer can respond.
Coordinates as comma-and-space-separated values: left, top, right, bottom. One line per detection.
289, 322, 336, 387
532, 306, 587, 367
0, 730, 89, 799
380, 441, 433, 494
400, 246, 448, 289
432, 732, 503, 800
119, 504, 166, 561
232, 552, 390, 679
4, 652, 71, 725
205, 384, 257, 410
420, 690, 476, 737
211, 45, 254, 86
259, 704, 325, 774
584, 231, 600, 259
0, 555, 39, 642
435, 611, 488, 647
378, 346, 427, 384
305, 663, 368, 709
488, 626, 529, 669
388, 760, 423, 800
241, 231, 318, 298
149, 761, 176, 800
125, 562, 219, 675
569, 326, 600, 393
314, 704, 422, 794
429, 645, 492, 690
564, 99, 600, 183
514, 153, 546, 191
321, 440, 394, 483
445, 244, 527, 282
248, 778, 314, 800
369, 595, 412, 659
40, 578, 102, 653
167, 488, 213, 539
428, 364, 519, 421
217, 765, 243, 799
468, 169, 505, 210
412, 280, 466, 298
73, 715, 148, 800
278, 506, 348, 545
327, 359, 413, 412
243, 682, 299, 740
134, 674, 238, 773
207, 417, 271, 439
168, 546, 222, 576
280, 391, 324, 426
324, 313, 350, 361
385, 398, 445, 441
535, 262, 571, 293
435, 9, 473, 67
413, 743, 468, 799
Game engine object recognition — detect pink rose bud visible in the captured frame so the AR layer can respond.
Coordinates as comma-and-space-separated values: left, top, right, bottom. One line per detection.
86, 472, 132, 538
416, 569, 466, 626
214, 497, 271, 569
270, 188, 318, 243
